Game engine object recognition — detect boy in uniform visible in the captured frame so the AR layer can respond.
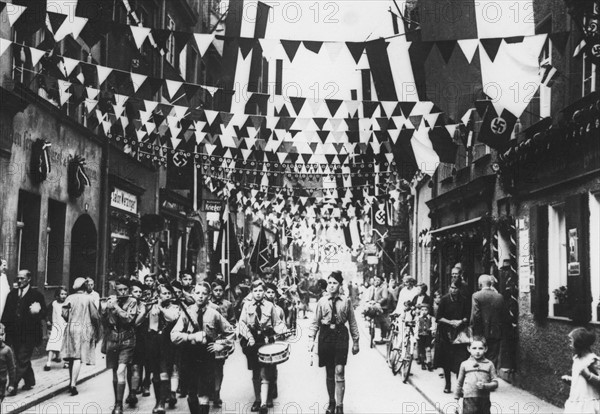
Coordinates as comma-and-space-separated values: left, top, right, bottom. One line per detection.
100, 278, 139, 414
0, 323, 16, 405
308, 271, 360, 414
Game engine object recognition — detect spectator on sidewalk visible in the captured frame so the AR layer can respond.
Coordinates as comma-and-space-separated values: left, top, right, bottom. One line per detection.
86, 278, 100, 310
416, 303, 435, 371
411, 283, 431, 308
454, 336, 499, 414
367, 274, 389, 344
45, 286, 68, 371
0, 270, 47, 396
391, 276, 419, 315
62, 278, 100, 396
470, 275, 506, 368
0, 323, 16, 404
433, 281, 470, 394
562, 328, 600, 413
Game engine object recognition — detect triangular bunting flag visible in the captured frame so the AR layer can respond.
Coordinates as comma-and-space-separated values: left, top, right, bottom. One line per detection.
0, 39, 10, 57
325, 42, 344, 62
130, 26, 152, 49
303, 41, 323, 54
7, 4, 26, 27
480, 38, 503, 62
346, 42, 365, 64
289, 96, 306, 115
97, 65, 112, 86
281, 40, 301, 62
165, 79, 183, 100
131, 73, 147, 93
194, 33, 216, 56
436, 40, 456, 64
30, 47, 45, 67
325, 99, 343, 118
70, 16, 88, 40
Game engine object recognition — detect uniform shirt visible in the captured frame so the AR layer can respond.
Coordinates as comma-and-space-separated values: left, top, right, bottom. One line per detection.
170, 304, 235, 346
455, 357, 498, 399
210, 298, 236, 325
101, 297, 138, 332
147, 303, 180, 333
309, 294, 360, 343
238, 299, 286, 342
0, 343, 15, 385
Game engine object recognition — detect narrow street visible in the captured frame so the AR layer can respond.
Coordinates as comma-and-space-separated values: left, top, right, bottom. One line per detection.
37, 316, 434, 414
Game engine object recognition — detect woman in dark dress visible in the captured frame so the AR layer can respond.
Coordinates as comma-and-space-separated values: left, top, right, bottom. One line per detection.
433, 281, 470, 393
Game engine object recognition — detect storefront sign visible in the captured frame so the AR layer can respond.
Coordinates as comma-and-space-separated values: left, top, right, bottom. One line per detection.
388, 226, 409, 242
111, 188, 138, 214
202, 200, 222, 213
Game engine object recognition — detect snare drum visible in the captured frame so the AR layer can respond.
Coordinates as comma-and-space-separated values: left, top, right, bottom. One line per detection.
214, 339, 234, 360
258, 341, 290, 365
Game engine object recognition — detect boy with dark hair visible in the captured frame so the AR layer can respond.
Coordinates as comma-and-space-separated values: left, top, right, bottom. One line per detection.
455, 336, 499, 414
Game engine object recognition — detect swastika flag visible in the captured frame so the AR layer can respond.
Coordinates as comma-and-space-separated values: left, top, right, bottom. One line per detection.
477, 105, 517, 151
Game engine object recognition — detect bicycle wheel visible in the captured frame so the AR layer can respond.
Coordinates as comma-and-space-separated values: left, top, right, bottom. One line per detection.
386, 332, 396, 368
400, 342, 413, 383
369, 320, 375, 348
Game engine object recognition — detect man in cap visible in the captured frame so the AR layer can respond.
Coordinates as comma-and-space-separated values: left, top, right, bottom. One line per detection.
100, 278, 139, 414
367, 274, 390, 344
308, 271, 359, 414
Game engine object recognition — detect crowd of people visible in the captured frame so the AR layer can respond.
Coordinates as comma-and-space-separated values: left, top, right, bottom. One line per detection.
1, 259, 600, 414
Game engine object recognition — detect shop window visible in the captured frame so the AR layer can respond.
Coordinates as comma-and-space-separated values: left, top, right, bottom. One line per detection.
46, 199, 66, 287
548, 203, 567, 317
17, 190, 41, 282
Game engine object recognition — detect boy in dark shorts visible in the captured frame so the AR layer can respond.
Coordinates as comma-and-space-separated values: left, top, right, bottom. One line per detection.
0, 323, 16, 404
308, 271, 360, 414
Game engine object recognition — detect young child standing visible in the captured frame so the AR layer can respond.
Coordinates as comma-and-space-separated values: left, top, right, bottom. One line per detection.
562, 328, 600, 413
416, 303, 435, 371
455, 337, 498, 414
0, 323, 16, 404
45, 287, 68, 370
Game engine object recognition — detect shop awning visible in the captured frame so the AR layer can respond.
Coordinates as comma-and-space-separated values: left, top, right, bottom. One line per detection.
429, 217, 482, 235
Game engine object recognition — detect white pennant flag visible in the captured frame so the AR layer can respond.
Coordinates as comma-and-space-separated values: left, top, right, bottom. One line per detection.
70, 16, 88, 40
204, 109, 219, 125
144, 121, 156, 135
131, 73, 147, 93
131, 26, 151, 49
62, 56, 79, 76
194, 33, 216, 56
172, 105, 188, 119
97, 65, 112, 86
203, 86, 218, 97
165, 79, 183, 100
84, 99, 98, 113
144, 100, 159, 113
457, 39, 479, 63
30, 47, 46, 67
7, 4, 27, 27
325, 42, 344, 62
136, 128, 147, 142
53, 19, 73, 42
86, 87, 99, 100
57, 80, 71, 107
167, 116, 182, 139
139, 110, 152, 125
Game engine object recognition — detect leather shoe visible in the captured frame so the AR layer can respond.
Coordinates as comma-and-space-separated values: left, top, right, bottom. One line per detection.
325, 402, 336, 414
44, 365, 51, 371
251, 401, 261, 412
142, 387, 151, 397
111, 407, 123, 414
22, 385, 34, 391
126, 394, 138, 407
335, 405, 344, 414
443, 387, 452, 394
266, 400, 274, 408
213, 399, 223, 408
70, 387, 78, 396
259, 404, 268, 414
8, 388, 17, 397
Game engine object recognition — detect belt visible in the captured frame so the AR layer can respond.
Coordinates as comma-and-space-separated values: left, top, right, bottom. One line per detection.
322, 323, 345, 330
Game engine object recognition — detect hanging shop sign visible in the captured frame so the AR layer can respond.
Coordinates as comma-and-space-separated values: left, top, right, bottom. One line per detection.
111, 188, 138, 214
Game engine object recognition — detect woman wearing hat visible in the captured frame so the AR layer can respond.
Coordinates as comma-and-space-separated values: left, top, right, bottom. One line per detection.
308, 271, 360, 414
61, 277, 100, 396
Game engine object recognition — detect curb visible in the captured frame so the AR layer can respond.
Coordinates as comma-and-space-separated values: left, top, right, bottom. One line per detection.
6, 368, 109, 414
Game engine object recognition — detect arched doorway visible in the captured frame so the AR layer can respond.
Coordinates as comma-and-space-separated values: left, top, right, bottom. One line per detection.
70, 214, 97, 289
187, 221, 204, 274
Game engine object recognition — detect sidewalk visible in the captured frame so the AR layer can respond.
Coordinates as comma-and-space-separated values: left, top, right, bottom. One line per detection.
1, 345, 107, 414
359, 316, 562, 414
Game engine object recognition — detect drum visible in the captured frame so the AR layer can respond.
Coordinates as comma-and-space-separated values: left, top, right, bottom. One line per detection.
258, 341, 290, 365
214, 339, 234, 360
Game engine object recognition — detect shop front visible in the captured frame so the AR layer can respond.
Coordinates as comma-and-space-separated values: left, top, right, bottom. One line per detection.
159, 189, 194, 278
108, 184, 141, 279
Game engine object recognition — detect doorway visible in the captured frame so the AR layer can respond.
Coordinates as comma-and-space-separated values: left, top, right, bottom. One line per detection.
69, 214, 98, 289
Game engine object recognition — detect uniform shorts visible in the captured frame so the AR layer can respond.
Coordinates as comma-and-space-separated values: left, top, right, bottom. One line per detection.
318, 325, 349, 367
104, 330, 136, 369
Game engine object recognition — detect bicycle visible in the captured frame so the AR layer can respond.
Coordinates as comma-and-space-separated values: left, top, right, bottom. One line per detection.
386, 314, 403, 375
388, 307, 417, 382
362, 303, 381, 349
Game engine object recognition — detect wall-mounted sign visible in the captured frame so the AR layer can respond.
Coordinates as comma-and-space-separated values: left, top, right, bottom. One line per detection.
202, 200, 222, 213
111, 188, 138, 214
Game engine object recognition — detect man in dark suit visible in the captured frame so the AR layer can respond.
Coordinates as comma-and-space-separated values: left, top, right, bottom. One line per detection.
0, 270, 46, 395
470, 274, 505, 368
